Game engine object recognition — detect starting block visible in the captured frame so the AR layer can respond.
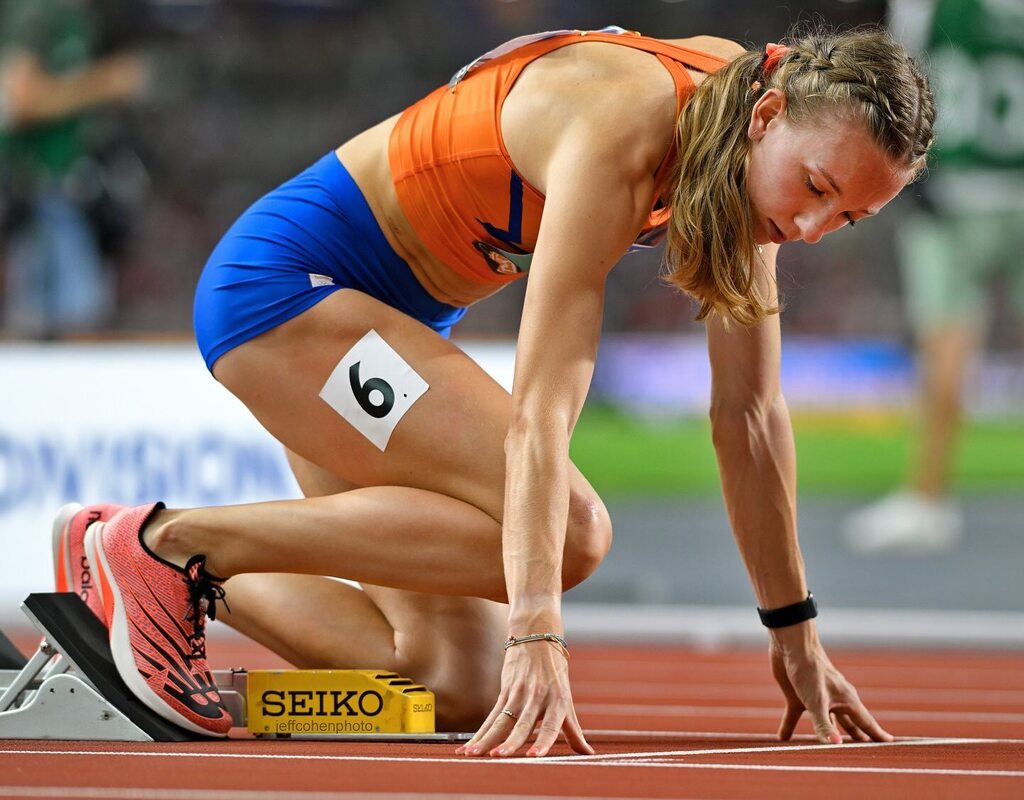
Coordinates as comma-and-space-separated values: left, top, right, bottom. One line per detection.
0, 593, 469, 743
247, 669, 435, 738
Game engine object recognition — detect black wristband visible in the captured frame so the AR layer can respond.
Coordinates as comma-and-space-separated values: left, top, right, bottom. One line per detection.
757, 593, 818, 629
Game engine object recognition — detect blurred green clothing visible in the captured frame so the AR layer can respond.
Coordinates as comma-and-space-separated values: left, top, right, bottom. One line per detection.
899, 0, 1024, 333
0, 0, 97, 181
924, 0, 1024, 211
900, 209, 1024, 333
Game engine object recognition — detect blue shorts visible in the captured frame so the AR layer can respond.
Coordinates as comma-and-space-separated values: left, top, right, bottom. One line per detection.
193, 152, 467, 371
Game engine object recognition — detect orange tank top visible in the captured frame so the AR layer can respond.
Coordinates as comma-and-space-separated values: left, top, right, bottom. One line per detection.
387, 27, 729, 286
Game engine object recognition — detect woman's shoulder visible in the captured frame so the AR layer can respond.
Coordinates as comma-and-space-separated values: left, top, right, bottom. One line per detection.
663, 35, 748, 62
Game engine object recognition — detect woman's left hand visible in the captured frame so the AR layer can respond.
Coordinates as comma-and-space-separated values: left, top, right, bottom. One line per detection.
769, 623, 894, 744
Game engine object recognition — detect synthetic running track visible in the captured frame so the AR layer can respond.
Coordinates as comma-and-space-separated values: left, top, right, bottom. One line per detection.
1, 634, 1022, 800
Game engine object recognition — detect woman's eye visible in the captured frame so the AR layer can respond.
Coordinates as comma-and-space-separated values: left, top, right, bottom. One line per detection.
805, 177, 825, 197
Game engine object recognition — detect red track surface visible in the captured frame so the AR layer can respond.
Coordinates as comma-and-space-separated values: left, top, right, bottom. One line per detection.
2, 634, 1023, 799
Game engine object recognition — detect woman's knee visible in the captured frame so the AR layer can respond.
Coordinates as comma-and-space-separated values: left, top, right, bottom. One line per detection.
562, 488, 613, 589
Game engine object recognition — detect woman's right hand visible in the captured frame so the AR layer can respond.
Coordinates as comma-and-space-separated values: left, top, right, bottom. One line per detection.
456, 638, 594, 758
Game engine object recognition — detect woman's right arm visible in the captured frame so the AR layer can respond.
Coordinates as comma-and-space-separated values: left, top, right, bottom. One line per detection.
706, 244, 891, 744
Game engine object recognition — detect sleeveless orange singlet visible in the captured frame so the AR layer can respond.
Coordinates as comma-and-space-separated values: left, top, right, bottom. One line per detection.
387, 27, 728, 286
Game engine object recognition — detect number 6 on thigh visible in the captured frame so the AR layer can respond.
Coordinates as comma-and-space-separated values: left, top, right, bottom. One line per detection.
319, 329, 430, 452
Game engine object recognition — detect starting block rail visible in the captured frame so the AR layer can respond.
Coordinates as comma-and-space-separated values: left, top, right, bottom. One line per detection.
0, 593, 470, 743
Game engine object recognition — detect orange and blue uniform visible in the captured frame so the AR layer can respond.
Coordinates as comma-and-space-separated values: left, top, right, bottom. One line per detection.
389, 27, 728, 282
194, 28, 727, 371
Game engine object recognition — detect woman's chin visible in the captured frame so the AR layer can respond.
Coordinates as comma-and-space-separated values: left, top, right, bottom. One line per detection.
751, 217, 772, 246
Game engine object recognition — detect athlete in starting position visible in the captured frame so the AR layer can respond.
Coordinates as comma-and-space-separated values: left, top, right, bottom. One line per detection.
52, 24, 933, 756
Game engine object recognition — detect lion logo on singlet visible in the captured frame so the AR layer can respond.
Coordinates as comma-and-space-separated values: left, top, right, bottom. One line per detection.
473, 241, 532, 275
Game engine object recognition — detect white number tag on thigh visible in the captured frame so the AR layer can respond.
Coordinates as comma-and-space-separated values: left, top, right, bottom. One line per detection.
319, 329, 429, 452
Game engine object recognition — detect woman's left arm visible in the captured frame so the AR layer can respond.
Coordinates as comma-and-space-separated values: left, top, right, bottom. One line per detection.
706, 243, 893, 744
462, 114, 658, 758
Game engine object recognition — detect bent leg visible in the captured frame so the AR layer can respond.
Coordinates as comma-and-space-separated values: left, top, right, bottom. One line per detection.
150, 289, 611, 600
164, 489, 507, 599
219, 450, 504, 730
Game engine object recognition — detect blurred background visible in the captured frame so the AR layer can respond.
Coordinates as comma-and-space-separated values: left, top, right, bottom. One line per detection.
0, 0, 1021, 644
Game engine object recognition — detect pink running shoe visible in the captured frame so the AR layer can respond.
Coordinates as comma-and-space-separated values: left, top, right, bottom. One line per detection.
86, 502, 232, 737
52, 502, 125, 621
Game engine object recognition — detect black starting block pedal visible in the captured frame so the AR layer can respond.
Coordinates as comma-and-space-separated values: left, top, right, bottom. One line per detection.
0, 629, 26, 670
0, 593, 201, 741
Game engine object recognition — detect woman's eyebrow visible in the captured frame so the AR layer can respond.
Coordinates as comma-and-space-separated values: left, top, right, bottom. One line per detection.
816, 164, 879, 216
817, 165, 843, 195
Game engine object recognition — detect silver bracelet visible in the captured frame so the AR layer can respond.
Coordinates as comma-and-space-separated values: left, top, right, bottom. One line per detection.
504, 632, 570, 658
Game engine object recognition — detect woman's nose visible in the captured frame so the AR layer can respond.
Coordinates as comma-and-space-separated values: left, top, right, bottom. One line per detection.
797, 212, 829, 244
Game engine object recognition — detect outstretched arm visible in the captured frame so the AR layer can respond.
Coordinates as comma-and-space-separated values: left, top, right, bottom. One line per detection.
460, 118, 657, 760
2, 50, 146, 127
706, 243, 893, 744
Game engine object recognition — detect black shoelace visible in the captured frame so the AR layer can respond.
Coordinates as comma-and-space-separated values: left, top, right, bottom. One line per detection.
182, 555, 229, 662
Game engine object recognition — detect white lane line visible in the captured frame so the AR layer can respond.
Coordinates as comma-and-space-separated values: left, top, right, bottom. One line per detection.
577, 703, 1024, 723
543, 737, 1000, 762
1, 736, 1019, 770
2, 752, 1017, 780
581, 762, 1024, 778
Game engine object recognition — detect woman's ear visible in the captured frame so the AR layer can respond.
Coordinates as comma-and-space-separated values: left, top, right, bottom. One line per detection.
748, 88, 787, 142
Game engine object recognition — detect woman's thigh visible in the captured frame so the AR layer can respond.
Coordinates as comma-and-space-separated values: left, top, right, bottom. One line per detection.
214, 288, 604, 530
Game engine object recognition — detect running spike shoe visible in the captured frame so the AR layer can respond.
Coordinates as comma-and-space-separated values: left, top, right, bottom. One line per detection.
87, 502, 233, 737
843, 491, 963, 556
52, 502, 125, 621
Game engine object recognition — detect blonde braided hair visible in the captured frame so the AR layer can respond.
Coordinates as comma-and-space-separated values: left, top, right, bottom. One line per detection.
663, 26, 935, 326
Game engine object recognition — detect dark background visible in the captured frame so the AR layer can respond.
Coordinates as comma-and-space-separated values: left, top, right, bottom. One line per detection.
22, 0, 971, 342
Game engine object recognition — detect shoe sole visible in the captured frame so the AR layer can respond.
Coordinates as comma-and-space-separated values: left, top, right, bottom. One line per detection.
86, 521, 228, 738
843, 523, 961, 556
52, 502, 84, 593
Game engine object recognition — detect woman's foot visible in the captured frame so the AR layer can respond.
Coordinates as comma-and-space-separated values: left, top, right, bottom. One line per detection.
86, 502, 233, 737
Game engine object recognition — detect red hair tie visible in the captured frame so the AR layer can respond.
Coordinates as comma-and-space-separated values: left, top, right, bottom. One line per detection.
763, 42, 789, 77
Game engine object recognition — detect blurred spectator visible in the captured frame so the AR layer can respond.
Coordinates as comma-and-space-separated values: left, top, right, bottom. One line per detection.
0, 0, 147, 339
844, 0, 1024, 555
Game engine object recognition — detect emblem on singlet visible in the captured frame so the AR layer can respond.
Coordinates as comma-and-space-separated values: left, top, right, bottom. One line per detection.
473, 241, 532, 275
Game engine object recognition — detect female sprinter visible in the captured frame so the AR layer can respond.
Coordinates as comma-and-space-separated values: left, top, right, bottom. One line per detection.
55, 25, 934, 756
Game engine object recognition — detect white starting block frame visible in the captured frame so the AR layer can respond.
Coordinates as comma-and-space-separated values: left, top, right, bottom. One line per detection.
0, 595, 470, 743
0, 608, 152, 740
0, 597, 246, 742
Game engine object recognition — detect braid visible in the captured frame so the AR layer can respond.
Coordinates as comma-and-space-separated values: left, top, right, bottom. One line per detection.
764, 26, 935, 174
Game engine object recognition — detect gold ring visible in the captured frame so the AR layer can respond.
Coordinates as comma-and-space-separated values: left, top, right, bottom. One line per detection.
500, 709, 517, 720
